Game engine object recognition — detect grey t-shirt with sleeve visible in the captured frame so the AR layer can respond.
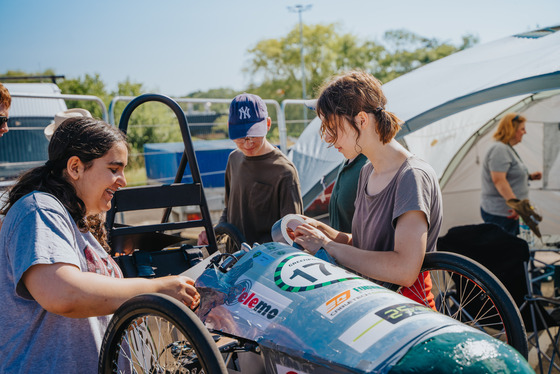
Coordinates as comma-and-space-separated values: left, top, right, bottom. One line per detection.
352, 156, 442, 256
481, 141, 529, 217
0, 191, 123, 374
219, 147, 303, 245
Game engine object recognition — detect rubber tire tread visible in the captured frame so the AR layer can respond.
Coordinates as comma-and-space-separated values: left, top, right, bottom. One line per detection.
214, 222, 246, 254
99, 293, 227, 374
422, 251, 528, 359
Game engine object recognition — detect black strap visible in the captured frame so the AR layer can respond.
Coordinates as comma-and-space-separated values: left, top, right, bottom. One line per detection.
508, 144, 530, 179
508, 144, 523, 161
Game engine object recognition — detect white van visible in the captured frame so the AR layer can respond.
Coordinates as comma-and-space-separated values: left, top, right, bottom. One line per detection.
0, 83, 67, 185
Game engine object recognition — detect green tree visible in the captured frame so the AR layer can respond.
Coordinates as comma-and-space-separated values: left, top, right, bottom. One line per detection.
244, 24, 478, 137
244, 23, 379, 101
246, 23, 478, 99
57, 73, 109, 119
374, 29, 479, 82
0, 69, 61, 82
244, 23, 385, 135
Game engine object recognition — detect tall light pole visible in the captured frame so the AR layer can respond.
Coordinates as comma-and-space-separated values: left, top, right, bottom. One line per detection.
288, 4, 312, 126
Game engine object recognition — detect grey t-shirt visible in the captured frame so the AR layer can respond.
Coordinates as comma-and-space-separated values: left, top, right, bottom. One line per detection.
0, 192, 123, 374
352, 156, 442, 255
481, 141, 529, 217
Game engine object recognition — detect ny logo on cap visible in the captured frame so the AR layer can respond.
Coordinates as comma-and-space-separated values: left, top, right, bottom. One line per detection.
239, 106, 251, 120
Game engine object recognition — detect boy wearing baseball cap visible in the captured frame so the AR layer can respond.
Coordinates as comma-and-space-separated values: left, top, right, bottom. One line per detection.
199, 93, 303, 246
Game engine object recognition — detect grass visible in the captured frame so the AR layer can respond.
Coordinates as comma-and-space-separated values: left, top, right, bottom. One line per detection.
125, 166, 148, 187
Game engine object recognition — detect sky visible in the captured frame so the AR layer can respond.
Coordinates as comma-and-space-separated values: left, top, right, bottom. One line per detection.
3, 0, 559, 97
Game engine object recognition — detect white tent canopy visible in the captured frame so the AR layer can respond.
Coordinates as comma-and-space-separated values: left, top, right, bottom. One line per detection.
384, 26, 560, 136
407, 89, 560, 235
289, 116, 343, 208
290, 25, 560, 236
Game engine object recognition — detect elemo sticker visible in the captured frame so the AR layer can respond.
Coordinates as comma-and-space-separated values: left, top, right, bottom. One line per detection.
225, 277, 292, 328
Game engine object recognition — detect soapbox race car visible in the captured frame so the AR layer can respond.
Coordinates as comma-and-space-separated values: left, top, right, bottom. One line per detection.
98, 94, 531, 373
100, 241, 534, 374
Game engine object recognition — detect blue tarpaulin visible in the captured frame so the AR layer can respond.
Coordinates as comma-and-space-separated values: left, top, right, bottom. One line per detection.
144, 139, 236, 187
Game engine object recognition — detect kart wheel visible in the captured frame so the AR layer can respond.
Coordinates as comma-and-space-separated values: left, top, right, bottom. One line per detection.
214, 222, 246, 254
99, 293, 227, 374
401, 251, 528, 358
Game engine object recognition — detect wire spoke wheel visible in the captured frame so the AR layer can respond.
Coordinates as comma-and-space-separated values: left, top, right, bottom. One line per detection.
400, 251, 528, 358
99, 293, 227, 374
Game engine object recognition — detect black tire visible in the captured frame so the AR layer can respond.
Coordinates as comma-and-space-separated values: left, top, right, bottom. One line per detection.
401, 251, 528, 359
99, 293, 227, 374
214, 222, 246, 254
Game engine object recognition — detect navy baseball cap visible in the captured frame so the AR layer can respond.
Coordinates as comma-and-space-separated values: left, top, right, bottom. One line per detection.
228, 93, 268, 140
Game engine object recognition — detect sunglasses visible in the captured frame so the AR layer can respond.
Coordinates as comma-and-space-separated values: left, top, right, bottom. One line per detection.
0, 117, 8, 125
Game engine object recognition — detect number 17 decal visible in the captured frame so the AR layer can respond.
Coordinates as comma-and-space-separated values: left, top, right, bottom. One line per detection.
275, 253, 360, 292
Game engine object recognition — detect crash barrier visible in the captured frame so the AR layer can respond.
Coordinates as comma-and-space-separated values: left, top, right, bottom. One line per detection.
109, 96, 319, 156
280, 97, 317, 144
108, 96, 287, 153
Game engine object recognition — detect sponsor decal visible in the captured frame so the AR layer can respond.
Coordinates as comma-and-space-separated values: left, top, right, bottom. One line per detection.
274, 253, 360, 292
339, 303, 434, 353
276, 364, 310, 374
262, 242, 287, 256
251, 250, 275, 266
375, 303, 433, 324
225, 277, 292, 328
316, 284, 390, 320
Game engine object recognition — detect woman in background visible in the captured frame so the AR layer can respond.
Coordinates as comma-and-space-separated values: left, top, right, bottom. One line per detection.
480, 113, 542, 236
